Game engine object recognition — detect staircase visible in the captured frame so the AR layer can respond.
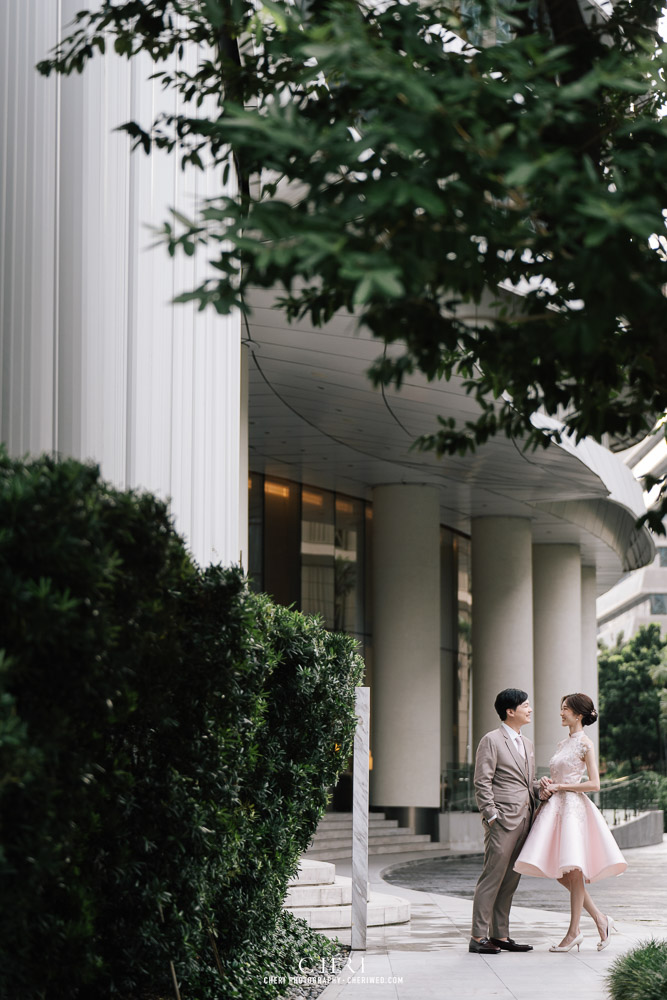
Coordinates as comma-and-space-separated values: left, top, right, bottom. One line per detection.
284, 858, 410, 929
303, 811, 448, 861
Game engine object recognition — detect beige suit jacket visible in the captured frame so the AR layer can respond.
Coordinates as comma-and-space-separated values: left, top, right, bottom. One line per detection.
474, 726, 539, 829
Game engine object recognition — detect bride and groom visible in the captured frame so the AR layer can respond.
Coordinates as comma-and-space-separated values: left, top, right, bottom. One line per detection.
469, 687, 626, 955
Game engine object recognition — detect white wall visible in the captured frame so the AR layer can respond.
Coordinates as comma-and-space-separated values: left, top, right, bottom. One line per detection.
1, 1, 243, 568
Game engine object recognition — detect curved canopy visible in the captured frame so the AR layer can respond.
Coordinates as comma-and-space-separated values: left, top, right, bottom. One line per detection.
246, 288, 654, 594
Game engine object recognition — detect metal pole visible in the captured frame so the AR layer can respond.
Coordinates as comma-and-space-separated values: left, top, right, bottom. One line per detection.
351, 686, 370, 951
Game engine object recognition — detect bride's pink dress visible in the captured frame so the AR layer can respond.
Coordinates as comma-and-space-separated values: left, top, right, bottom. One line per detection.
514, 732, 627, 882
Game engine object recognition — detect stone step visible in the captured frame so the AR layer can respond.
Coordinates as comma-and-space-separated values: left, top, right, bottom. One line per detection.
310, 830, 431, 849
304, 841, 449, 861
318, 823, 400, 833
284, 874, 370, 908
286, 890, 410, 929
318, 813, 394, 827
289, 858, 336, 887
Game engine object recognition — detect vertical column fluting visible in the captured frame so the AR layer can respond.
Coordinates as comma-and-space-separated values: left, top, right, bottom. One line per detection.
471, 517, 534, 748
533, 544, 582, 767
581, 564, 600, 761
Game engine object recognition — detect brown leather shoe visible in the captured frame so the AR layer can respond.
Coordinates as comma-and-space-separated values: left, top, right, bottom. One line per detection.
490, 937, 533, 952
469, 937, 501, 954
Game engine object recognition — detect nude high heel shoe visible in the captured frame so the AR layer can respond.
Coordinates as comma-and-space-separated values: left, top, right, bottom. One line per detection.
549, 932, 583, 953
597, 916, 617, 952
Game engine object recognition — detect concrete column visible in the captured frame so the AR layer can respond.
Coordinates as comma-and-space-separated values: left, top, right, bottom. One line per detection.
471, 517, 534, 748
371, 485, 440, 831
0, 1, 242, 568
533, 545, 582, 768
581, 564, 600, 761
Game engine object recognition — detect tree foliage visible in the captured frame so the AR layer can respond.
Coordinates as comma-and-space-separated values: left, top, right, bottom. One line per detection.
598, 624, 667, 772
38, 0, 667, 518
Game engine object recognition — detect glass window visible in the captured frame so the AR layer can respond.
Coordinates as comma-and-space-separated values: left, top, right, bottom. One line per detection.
334, 495, 365, 636
457, 535, 472, 766
264, 477, 300, 607
658, 548, 667, 568
649, 593, 667, 615
248, 472, 264, 592
301, 487, 335, 627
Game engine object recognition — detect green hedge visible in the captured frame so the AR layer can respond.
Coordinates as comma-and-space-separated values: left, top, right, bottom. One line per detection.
0, 450, 363, 998
607, 940, 667, 1000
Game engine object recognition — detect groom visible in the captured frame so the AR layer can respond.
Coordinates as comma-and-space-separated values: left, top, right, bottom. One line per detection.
469, 688, 543, 954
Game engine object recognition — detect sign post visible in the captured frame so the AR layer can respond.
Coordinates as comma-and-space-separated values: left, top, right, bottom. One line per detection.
351, 686, 370, 951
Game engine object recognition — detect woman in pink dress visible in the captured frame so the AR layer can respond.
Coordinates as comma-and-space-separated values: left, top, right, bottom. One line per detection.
514, 693, 627, 952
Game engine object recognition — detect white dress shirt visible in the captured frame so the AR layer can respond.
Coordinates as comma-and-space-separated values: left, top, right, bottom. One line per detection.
501, 721, 525, 757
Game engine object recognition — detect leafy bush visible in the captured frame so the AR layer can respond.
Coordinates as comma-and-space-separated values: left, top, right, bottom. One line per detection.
607, 940, 667, 1000
0, 450, 362, 999
599, 627, 665, 772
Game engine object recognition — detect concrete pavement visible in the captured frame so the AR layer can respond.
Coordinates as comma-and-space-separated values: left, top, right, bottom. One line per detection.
315, 837, 667, 999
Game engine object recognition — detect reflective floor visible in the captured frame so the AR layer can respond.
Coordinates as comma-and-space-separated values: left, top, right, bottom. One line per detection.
382, 838, 667, 926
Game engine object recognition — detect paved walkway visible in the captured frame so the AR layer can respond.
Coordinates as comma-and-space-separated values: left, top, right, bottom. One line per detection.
317, 837, 667, 999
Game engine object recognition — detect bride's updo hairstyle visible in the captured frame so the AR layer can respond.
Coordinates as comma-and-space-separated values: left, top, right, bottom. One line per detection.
561, 693, 598, 727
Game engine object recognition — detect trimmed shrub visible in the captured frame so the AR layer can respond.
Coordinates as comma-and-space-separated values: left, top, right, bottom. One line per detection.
0, 450, 362, 999
0, 451, 197, 997
212, 596, 363, 997
607, 939, 667, 1000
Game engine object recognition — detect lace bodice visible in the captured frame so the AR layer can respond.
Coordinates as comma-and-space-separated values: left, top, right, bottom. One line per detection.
549, 733, 589, 785
516, 730, 627, 883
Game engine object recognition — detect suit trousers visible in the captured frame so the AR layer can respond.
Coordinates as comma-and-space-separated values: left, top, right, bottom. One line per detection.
471, 813, 531, 939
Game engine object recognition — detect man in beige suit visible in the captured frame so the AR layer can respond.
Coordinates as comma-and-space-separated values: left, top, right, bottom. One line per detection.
469, 688, 543, 954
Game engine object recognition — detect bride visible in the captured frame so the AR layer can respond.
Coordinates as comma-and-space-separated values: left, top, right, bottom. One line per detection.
514, 693, 627, 952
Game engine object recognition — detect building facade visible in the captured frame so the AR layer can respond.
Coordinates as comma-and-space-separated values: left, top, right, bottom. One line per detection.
597, 430, 667, 647
1, 2, 654, 839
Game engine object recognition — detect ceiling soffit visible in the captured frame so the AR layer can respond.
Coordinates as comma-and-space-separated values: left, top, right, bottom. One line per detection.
245, 290, 652, 591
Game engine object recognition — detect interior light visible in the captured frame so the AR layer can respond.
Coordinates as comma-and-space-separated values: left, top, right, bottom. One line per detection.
265, 481, 290, 498
302, 490, 324, 507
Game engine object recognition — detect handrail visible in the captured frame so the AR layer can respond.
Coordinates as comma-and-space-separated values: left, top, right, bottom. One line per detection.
594, 771, 662, 824
440, 766, 664, 820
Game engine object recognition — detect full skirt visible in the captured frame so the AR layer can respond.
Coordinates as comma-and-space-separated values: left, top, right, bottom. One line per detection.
514, 791, 627, 882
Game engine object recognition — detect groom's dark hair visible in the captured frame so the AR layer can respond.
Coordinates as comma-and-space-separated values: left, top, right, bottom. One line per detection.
494, 688, 528, 720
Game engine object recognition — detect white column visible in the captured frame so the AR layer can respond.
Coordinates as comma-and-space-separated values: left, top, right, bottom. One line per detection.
371, 485, 440, 811
471, 517, 534, 747
581, 564, 600, 761
1, 4, 242, 569
0, 1, 60, 457
533, 544, 582, 767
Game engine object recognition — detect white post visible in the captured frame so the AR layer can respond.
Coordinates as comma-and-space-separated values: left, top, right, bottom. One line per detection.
351, 686, 370, 951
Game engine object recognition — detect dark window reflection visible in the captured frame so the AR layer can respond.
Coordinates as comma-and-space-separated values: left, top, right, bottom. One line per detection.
247, 477, 371, 658
248, 472, 264, 592
457, 535, 472, 765
263, 477, 300, 608
334, 495, 365, 636
301, 487, 335, 627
